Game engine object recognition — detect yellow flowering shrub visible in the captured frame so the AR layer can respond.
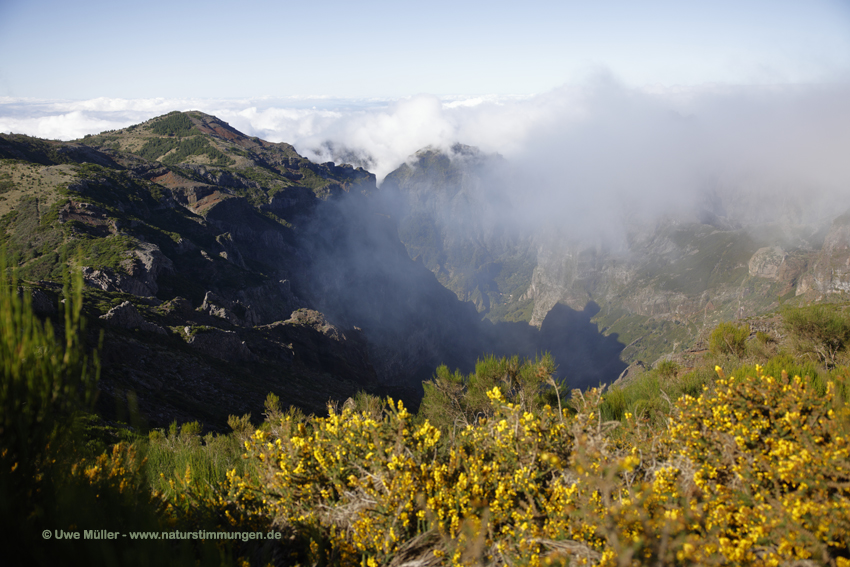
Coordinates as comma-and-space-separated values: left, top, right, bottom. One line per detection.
218, 363, 850, 566
667, 366, 850, 565
230, 386, 647, 565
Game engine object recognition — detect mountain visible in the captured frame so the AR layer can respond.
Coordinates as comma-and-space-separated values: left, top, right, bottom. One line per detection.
378, 142, 846, 367
3, 110, 847, 429
1, 111, 383, 427
381, 144, 537, 320
0, 112, 628, 429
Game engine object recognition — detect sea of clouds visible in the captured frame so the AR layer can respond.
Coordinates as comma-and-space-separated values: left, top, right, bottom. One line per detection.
2, 78, 849, 237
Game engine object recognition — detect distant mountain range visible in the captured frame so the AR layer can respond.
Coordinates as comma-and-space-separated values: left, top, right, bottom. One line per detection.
2, 110, 848, 428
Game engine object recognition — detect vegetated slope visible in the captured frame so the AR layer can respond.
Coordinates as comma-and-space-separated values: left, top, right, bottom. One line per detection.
0, 112, 627, 429
381, 145, 848, 370
381, 145, 538, 322
0, 115, 381, 428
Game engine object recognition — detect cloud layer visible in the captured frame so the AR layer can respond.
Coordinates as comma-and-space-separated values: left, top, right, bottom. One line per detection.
3, 80, 849, 238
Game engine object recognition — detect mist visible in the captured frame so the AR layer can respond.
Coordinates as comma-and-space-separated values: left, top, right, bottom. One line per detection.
4, 78, 849, 242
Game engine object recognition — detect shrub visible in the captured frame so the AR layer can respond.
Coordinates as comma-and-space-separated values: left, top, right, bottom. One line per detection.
783, 304, 850, 366
655, 359, 679, 379
668, 366, 850, 564
709, 321, 750, 358
419, 354, 557, 431
0, 257, 99, 505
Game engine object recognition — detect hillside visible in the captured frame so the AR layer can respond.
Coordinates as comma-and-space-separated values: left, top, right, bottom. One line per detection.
0, 112, 382, 427
0, 112, 626, 428
3, 111, 850, 428
381, 145, 848, 368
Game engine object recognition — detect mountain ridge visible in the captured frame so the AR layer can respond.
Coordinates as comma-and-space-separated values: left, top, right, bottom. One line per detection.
2, 110, 848, 429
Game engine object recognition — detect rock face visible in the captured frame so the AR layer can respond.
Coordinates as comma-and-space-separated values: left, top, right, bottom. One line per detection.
749, 247, 787, 280
257, 309, 377, 387
185, 327, 257, 362
120, 242, 174, 296
82, 243, 173, 298
200, 291, 249, 326
799, 217, 850, 296
100, 301, 167, 334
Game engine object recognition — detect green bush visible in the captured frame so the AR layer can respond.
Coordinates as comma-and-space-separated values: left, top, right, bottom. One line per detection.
655, 359, 679, 379
783, 304, 850, 366
419, 354, 557, 432
709, 321, 750, 358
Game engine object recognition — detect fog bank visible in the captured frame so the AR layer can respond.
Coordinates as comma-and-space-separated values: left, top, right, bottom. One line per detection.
3, 79, 849, 238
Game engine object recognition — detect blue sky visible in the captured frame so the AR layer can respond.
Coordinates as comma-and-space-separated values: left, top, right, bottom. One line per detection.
1, 0, 849, 99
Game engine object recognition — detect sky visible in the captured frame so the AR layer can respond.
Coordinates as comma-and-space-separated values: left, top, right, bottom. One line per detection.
1, 0, 849, 98
1, 0, 850, 231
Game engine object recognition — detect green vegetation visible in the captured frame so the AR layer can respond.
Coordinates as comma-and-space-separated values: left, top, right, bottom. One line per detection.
0, 172, 14, 194
709, 321, 750, 357
162, 137, 234, 167
783, 303, 850, 366
136, 137, 180, 161
136, 136, 234, 166
419, 354, 560, 431
149, 111, 201, 137
0, 196, 67, 280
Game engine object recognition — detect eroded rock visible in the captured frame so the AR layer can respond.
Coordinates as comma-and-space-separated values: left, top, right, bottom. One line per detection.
185, 327, 257, 362
100, 301, 167, 335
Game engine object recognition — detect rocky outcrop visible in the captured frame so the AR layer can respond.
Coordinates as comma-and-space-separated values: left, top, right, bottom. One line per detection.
285, 308, 344, 339
185, 327, 257, 362
119, 242, 174, 296
82, 242, 173, 298
749, 246, 787, 280
200, 291, 249, 326
253, 309, 377, 386
100, 301, 167, 334
798, 217, 850, 296
199, 280, 302, 327
59, 201, 117, 235
236, 280, 303, 324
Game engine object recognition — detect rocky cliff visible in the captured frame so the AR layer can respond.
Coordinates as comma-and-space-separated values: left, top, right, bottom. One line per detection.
378, 145, 847, 368
3, 113, 848, 428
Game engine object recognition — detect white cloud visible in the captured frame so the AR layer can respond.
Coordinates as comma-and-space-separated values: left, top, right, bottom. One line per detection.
2, 81, 849, 237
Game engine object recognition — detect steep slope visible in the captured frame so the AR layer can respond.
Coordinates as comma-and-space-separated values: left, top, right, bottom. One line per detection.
0, 116, 381, 427
0, 113, 629, 429
381, 145, 538, 321
379, 145, 841, 368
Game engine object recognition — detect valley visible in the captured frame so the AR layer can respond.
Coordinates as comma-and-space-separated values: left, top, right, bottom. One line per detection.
1, 110, 848, 429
